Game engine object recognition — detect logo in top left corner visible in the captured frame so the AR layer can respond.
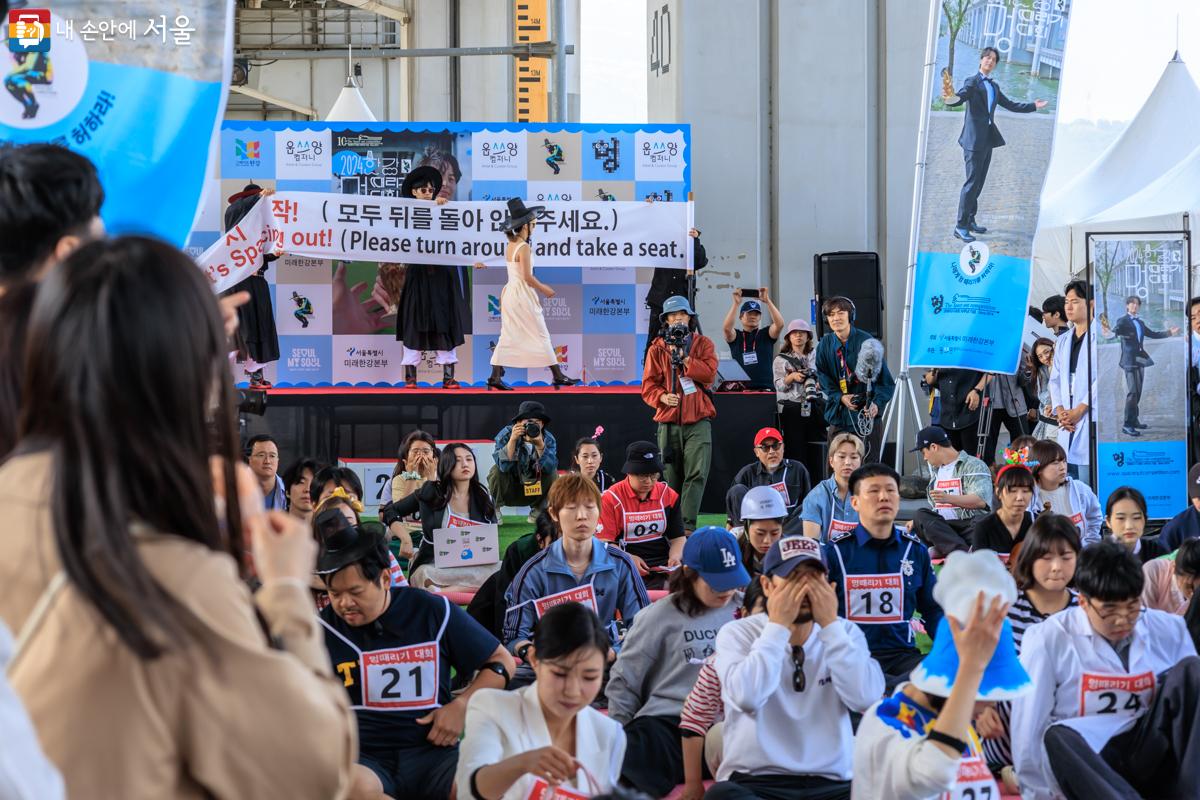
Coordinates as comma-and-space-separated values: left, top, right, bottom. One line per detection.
8, 9, 51, 53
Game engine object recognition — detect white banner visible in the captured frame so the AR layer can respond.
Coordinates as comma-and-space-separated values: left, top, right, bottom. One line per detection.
198, 193, 692, 293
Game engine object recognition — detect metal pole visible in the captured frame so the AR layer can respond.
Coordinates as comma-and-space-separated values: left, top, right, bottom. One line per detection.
891, 0, 940, 473
553, 0, 568, 122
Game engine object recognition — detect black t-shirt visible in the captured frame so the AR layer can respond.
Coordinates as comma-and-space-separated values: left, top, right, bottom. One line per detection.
1069, 329, 1086, 380
969, 512, 1033, 554
731, 328, 777, 389
320, 586, 499, 753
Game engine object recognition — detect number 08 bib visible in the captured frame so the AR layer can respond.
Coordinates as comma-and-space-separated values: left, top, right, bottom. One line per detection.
361, 642, 440, 711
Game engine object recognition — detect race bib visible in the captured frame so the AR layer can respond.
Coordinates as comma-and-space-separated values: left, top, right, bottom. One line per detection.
533, 584, 599, 617
742, 351, 759, 366
845, 573, 904, 624
624, 508, 668, 544
828, 517, 857, 537
1071, 511, 1084, 529
940, 756, 998, 800
679, 377, 698, 396
934, 478, 962, 520
447, 512, 475, 528
361, 642, 439, 710
1079, 671, 1155, 718
526, 778, 589, 800
769, 480, 790, 506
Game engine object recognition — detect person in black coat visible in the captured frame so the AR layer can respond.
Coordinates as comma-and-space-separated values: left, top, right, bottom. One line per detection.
942, 47, 1046, 243
223, 183, 279, 388
922, 368, 986, 454
1102, 295, 1180, 436
644, 228, 707, 355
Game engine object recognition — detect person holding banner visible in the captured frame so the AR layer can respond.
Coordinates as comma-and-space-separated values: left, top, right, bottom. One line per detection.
941, 46, 1047, 244
487, 198, 580, 390
1101, 295, 1180, 437
224, 183, 280, 390
1050, 281, 1098, 482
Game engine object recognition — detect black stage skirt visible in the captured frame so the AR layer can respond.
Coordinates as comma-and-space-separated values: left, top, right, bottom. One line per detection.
229, 274, 279, 364
396, 265, 466, 352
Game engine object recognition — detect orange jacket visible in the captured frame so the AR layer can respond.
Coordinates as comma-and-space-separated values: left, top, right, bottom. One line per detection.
642, 333, 718, 425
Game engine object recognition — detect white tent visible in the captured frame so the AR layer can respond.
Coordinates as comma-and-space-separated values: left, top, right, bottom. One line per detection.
1031, 55, 1200, 301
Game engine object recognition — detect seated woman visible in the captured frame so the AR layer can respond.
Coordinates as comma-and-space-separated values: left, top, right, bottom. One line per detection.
384, 430, 440, 561
458, 603, 625, 800
310, 465, 364, 508
381, 442, 500, 592
799, 432, 862, 542
574, 435, 617, 493
1105, 486, 1167, 563
981, 513, 1080, 793
968, 453, 1035, 557
605, 527, 750, 799
1143, 538, 1200, 615
504, 475, 650, 670
1028, 440, 1102, 547
597, 441, 686, 589
735, 486, 788, 577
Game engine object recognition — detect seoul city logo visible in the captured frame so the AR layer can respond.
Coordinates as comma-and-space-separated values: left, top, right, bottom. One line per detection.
487, 294, 501, 318
235, 138, 261, 166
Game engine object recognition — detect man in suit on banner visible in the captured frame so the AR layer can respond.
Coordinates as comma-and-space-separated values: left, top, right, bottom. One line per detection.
943, 46, 1047, 243
1102, 294, 1179, 437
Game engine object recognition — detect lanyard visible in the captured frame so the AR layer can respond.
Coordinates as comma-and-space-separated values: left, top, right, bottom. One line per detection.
743, 329, 758, 355
837, 346, 854, 393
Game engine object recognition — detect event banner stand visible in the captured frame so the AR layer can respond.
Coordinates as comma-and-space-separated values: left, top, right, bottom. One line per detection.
1087, 231, 1191, 519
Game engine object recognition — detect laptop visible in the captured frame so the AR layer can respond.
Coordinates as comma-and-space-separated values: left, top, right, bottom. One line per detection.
432, 523, 501, 569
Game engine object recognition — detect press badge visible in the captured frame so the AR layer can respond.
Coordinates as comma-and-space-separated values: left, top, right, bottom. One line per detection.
742, 351, 759, 366
679, 377, 698, 395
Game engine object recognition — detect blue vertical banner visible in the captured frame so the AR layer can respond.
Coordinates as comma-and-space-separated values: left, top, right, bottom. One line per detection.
908, 0, 1072, 371
0, 1, 233, 247
1090, 234, 1190, 519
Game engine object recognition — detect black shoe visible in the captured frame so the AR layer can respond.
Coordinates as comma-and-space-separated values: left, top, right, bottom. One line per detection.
551, 374, 580, 387
969, 223, 988, 234
1122, 426, 1141, 437
404, 365, 418, 388
441, 364, 460, 389
1132, 422, 1149, 429
953, 227, 976, 243
486, 377, 513, 391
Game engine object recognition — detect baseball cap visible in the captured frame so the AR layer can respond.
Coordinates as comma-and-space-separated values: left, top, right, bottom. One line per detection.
761, 536, 827, 578
740, 300, 762, 315
682, 526, 751, 592
754, 427, 784, 447
1190, 464, 1200, 502
910, 425, 952, 452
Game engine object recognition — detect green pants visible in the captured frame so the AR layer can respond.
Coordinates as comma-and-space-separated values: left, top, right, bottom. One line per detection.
487, 464, 557, 513
657, 419, 712, 531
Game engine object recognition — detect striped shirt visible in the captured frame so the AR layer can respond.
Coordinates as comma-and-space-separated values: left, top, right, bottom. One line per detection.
982, 589, 1077, 769
679, 658, 722, 736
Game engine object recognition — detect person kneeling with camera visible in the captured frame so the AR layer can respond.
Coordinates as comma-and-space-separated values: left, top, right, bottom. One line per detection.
642, 296, 719, 535
488, 401, 558, 522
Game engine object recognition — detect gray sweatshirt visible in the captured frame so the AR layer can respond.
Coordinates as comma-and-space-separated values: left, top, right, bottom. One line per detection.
605, 593, 739, 724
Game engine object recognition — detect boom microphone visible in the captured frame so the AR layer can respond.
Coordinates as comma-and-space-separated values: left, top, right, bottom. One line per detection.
854, 338, 885, 385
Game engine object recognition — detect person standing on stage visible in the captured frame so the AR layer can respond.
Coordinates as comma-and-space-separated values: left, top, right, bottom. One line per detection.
722, 289, 784, 391
942, 46, 1046, 243
485, 198, 580, 391
1101, 294, 1179, 437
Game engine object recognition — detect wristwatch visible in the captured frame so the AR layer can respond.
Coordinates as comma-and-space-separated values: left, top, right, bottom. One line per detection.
516, 643, 532, 662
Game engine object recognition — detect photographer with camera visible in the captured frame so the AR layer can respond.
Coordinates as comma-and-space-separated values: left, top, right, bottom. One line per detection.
815, 296, 895, 462
642, 296, 719, 535
723, 288, 784, 390
487, 401, 558, 521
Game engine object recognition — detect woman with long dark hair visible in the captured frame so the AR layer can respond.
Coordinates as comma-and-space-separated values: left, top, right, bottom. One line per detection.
382, 442, 499, 588
1028, 337, 1059, 440
2, 236, 353, 798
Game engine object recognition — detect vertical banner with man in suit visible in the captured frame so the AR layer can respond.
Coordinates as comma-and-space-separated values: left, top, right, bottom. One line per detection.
1090, 234, 1190, 519
908, 0, 1072, 372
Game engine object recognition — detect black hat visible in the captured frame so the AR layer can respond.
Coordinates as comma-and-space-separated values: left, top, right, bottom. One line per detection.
313, 508, 388, 575
401, 165, 443, 199
511, 400, 551, 426
502, 197, 545, 233
622, 441, 665, 475
910, 425, 952, 452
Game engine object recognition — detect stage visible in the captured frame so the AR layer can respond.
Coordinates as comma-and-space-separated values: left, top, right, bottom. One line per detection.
246, 385, 812, 514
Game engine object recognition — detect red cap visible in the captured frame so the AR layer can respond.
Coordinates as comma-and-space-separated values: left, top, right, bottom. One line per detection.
754, 427, 784, 446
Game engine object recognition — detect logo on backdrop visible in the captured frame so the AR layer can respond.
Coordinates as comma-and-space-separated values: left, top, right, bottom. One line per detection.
1112, 452, 1125, 468
487, 294, 501, 318
592, 137, 620, 173
1, 11, 89, 128
931, 295, 945, 315
344, 346, 387, 369
234, 138, 262, 166
954, 241, 993, 283
555, 345, 568, 365
8, 9, 50, 52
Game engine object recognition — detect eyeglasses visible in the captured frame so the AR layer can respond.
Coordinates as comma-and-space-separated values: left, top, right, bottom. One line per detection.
791, 645, 807, 692
1085, 598, 1144, 623
757, 442, 783, 452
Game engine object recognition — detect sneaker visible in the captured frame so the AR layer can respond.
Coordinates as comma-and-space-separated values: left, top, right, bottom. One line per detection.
953, 227, 976, 243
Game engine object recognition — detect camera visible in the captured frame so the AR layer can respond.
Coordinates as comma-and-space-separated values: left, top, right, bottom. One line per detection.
663, 322, 689, 348
522, 420, 542, 439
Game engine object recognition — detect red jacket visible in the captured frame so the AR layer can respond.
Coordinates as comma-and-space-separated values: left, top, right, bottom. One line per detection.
641, 333, 718, 425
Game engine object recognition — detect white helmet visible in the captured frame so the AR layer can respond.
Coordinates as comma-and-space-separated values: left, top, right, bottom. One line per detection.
741, 485, 788, 522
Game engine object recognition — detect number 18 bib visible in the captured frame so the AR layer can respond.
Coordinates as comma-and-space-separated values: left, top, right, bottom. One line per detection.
844, 573, 904, 624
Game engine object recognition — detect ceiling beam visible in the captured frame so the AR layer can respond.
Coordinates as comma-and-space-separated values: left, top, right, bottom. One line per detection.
230, 84, 317, 118
334, 0, 411, 24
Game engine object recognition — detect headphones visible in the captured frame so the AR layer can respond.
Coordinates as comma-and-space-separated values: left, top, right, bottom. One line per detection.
823, 296, 856, 324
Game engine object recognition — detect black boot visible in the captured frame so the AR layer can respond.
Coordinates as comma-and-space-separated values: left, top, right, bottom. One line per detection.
404, 365, 418, 388
549, 363, 580, 387
487, 365, 513, 391
442, 363, 460, 389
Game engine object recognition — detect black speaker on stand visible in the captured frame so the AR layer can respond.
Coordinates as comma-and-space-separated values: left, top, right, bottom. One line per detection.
813, 251, 884, 339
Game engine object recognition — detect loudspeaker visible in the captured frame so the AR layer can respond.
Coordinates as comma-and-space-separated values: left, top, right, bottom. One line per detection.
814, 251, 883, 340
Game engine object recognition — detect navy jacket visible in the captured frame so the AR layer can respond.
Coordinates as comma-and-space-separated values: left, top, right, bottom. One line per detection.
946, 72, 1037, 151
814, 327, 896, 432
1160, 506, 1200, 552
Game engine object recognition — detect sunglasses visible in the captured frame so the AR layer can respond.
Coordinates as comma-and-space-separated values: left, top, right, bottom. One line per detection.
757, 442, 783, 452
791, 645, 806, 692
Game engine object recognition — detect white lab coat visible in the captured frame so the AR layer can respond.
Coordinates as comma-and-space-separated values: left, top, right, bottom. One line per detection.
1029, 478, 1103, 547
456, 684, 626, 800
1049, 326, 1098, 466
1011, 606, 1196, 800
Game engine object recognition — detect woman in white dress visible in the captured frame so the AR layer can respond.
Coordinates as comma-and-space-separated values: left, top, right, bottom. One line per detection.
486, 198, 579, 390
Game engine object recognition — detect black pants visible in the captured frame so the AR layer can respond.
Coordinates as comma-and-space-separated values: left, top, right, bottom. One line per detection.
957, 146, 993, 229
621, 714, 699, 798
1045, 656, 1200, 800
1123, 366, 1145, 427
911, 507, 973, 555
872, 647, 926, 694
982, 409, 1028, 466
360, 743, 458, 800
943, 420, 980, 455
705, 773, 850, 800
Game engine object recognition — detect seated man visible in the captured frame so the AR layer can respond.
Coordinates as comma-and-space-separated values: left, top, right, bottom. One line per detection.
505, 474, 651, 664
487, 400, 557, 521
315, 513, 514, 800
1012, 539, 1200, 800
245, 433, 286, 510
908, 426, 992, 554
725, 426, 812, 535
598, 441, 686, 589
708, 536, 884, 800
826, 463, 942, 692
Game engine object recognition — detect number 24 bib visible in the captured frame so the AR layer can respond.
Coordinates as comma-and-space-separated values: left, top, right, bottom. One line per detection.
1079, 671, 1155, 718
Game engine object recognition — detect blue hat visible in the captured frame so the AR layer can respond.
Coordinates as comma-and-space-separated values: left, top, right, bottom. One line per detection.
761, 536, 827, 579
909, 425, 952, 452
682, 527, 751, 592
660, 295, 695, 320
740, 300, 762, 315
